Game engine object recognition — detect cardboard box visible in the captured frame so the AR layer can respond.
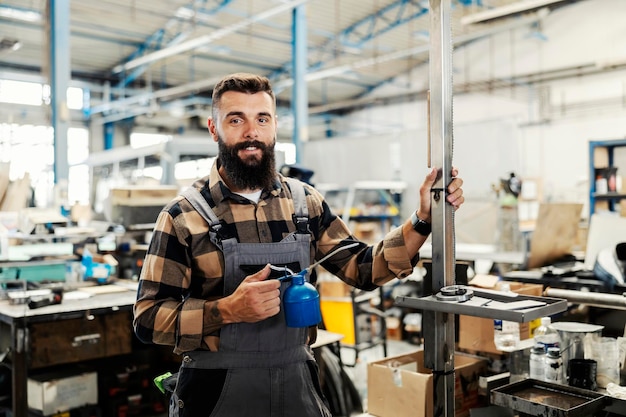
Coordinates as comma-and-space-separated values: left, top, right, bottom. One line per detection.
457, 275, 543, 355
28, 371, 98, 416
367, 350, 487, 417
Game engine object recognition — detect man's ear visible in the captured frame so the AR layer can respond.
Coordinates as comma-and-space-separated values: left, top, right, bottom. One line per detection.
207, 117, 218, 142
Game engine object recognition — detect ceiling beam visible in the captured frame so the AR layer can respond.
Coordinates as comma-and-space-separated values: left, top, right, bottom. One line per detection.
117, 0, 233, 86
460, 0, 573, 25
273, 9, 548, 92
89, 7, 547, 121
112, 0, 309, 74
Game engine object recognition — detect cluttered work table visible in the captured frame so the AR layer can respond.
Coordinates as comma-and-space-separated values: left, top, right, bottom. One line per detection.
0, 281, 139, 417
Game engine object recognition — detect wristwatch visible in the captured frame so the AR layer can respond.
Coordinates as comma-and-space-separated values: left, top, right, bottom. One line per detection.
410, 211, 432, 236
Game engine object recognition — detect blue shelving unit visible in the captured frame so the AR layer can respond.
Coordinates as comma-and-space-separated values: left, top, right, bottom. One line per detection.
589, 138, 626, 218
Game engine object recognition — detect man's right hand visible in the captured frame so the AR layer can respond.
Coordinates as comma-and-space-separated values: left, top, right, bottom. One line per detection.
219, 264, 282, 324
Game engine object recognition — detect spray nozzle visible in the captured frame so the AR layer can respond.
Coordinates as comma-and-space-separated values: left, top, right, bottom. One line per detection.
269, 241, 360, 282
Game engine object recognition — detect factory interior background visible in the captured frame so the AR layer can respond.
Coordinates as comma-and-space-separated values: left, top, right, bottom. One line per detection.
1, 0, 626, 416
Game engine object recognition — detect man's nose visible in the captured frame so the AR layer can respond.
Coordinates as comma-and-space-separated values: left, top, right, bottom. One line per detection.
243, 123, 258, 138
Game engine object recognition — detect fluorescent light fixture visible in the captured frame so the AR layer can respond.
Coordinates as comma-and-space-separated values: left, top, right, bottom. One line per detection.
174, 6, 217, 24
461, 0, 569, 25
0, 6, 42, 23
175, 7, 195, 20
0, 38, 21, 52
114, 0, 308, 73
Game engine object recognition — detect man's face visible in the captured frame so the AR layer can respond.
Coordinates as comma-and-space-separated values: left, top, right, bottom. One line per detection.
208, 91, 278, 190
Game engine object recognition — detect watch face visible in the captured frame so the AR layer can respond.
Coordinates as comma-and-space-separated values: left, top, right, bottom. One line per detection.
412, 212, 431, 236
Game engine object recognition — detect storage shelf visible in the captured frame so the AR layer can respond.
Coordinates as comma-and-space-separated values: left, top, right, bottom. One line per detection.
395, 288, 568, 323
592, 192, 626, 199
589, 138, 626, 218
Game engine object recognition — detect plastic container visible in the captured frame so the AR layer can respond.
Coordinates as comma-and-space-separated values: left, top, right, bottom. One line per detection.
283, 271, 322, 328
493, 283, 520, 350
533, 317, 560, 351
529, 344, 547, 381
545, 347, 563, 383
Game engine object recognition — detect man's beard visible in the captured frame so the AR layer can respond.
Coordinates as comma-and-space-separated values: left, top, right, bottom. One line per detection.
217, 137, 276, 191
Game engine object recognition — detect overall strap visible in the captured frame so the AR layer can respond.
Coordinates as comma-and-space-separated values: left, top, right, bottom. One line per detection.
283, 177, 310, 234
181, 187, 224, 247
182, 179, 311, 242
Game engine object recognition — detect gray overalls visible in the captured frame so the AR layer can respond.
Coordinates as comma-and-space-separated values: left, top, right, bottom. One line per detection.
172, 178, 331, 417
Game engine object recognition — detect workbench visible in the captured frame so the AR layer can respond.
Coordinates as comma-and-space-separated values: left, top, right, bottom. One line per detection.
0, 283, 138, 417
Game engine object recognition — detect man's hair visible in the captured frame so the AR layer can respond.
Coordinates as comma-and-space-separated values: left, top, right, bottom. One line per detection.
211, 73, 276, 120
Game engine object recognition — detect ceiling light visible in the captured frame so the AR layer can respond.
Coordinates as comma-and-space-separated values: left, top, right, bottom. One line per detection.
0, 6, 42, 23
174, 6, 217, 23
0, 38, 22, 52
175, 7, 195, 20
461, 0, 569, 25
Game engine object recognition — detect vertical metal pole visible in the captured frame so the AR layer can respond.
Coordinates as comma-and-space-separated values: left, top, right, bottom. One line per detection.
291, 5, 308, 163
48, 0, 71, 185
424, 1, 456, 416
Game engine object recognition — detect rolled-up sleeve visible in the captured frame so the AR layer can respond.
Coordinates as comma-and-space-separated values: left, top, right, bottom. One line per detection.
133, 208, 205, 353
373, 226, 419, 285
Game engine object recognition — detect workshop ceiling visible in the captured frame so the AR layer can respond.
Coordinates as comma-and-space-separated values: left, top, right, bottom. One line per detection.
0, 0, 583, 131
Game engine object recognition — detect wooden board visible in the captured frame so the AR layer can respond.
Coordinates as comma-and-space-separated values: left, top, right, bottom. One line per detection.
110, 185, 178, 206
1, 173, 31, 212
0, 162, 9, 209
79, 285, 130, 295
527, 203, 583, 269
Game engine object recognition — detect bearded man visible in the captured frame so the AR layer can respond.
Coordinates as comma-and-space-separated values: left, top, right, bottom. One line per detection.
133, 72, 464, 417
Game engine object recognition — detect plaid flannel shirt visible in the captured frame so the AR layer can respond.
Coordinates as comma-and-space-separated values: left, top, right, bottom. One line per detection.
133, 160, 417, 354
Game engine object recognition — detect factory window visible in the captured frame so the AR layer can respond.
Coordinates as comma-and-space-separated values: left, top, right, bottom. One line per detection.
175, 157, 215, 183
0, 80, 43, 106
276, 142, 296, 165
0, 123, 89, 208
130, 132, 170, 148
0, 79, 83, 109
